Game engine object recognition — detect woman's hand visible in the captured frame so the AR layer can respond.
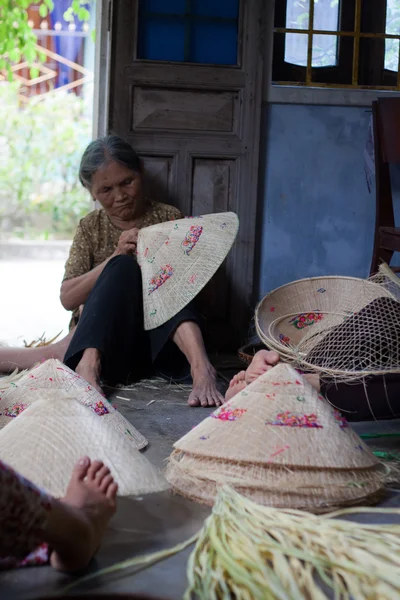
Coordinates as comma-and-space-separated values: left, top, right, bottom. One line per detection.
113, 228, 139, 256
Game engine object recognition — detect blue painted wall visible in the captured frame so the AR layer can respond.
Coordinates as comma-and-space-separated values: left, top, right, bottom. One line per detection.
257, 104, 376, 297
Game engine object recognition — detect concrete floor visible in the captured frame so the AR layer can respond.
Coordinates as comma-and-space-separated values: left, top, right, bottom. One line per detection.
1, 377, 400, 599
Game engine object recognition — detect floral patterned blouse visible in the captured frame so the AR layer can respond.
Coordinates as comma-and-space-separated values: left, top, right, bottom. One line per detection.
63, 200, 183, 328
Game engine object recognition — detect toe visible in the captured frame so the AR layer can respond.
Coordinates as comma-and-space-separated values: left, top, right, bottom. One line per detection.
188, 395, 201, 407
106, 481, 118, 500
99, 474, 114, 493
87, 460, 104, 481
200, 396, 208, 408
72, 456, 90, 481
96, 465, 111, 484
267, 351, 280, 365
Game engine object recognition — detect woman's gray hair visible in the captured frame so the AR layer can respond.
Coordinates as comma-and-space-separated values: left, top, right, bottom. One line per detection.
79, 135, 141, 189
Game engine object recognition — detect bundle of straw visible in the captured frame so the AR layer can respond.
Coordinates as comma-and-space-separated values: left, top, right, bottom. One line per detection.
64, 486, 400, 599
185, 485, 400, 599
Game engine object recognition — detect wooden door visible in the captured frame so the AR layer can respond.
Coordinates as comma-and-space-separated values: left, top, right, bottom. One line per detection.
108, 0, 264, 350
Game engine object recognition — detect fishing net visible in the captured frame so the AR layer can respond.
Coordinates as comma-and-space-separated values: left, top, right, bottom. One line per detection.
255, 264, 400, 381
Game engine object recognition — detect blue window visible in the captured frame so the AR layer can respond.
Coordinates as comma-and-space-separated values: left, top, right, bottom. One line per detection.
137, 0, 240, 65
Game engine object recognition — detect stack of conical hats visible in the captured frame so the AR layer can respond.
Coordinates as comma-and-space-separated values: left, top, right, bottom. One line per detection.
166, 363, 384, 512
0, 358, 147, 449
0, 359, 169, 497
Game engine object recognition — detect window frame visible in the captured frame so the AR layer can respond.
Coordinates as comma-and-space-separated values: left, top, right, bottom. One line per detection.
272, 0, 400, 93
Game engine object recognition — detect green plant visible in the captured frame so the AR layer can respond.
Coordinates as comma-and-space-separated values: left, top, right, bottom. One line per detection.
0, 0, 92, 81
0, 82, 92, 239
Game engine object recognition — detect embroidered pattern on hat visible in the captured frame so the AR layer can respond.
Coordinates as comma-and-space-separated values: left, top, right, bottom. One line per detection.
4, 403, 27, 418
333, 409, 348, 428
289, 312, 323, 330
148, 264, 174, 295
211, 406, 247, 422
266, 411, 323, 428
91, 400, 109, 416
182, 225, 203, 255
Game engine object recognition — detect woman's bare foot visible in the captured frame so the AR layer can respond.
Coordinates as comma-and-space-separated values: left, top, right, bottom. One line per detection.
48, 457, 117, 572
0, 328, 76, 374
225, 370, 247, 401
188, 363, 224, 408
245, 350, 280, 385
75, 348, 103, 395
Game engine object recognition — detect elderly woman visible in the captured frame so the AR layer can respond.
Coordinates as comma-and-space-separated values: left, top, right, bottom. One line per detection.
0, 136, 223, 407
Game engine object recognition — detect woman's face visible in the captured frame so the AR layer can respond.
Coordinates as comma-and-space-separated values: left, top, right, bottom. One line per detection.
91, 160, 144, 222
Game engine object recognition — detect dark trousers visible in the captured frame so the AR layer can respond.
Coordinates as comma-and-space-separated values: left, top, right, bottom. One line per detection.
321, 374, 400, 421
64, 255, 201, 384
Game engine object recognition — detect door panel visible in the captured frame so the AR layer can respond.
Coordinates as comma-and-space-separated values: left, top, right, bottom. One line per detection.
108, 0, 264, 349
141, 155, 176, 203
133, 87, 237, 132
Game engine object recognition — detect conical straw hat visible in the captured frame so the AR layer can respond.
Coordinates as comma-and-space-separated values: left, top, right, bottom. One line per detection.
0, 359, 147, 450
173, 363, 379, 470
167, 457, 383, 511
166, 364, 384, 510
0, 391, 168, 498
137, 212, 239, 330
255, 274, 400, 380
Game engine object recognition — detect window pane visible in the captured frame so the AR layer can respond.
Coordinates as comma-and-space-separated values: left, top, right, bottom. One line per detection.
313, 0, 340, 32
312, 34, 338, 67
137, 19, 186, 61
137, 0, 239, 65
386, 0, 400, 36
385, 38, 399, 71
192, 0, 239, 19
143, 0, 186, 14
285, 33, 308, 66
192, 22, 238, 64
386, 0, 400, 70
285, 0, 310, 30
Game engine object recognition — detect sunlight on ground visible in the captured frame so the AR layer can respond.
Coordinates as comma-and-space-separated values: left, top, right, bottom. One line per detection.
1, 260, 71, 346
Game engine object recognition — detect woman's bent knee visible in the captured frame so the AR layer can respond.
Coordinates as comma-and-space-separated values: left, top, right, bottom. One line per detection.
106, 255, 141, 280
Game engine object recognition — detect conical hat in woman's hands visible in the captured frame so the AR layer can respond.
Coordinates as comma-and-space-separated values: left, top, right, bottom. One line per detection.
0, 393, 168, 497
0, 359, 148, 450
173, 363, 378, 470
137, 212, 239, 330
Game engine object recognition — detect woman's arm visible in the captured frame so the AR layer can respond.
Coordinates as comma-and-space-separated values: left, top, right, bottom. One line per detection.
60, 225, 139, 311
60, 255, 115, 311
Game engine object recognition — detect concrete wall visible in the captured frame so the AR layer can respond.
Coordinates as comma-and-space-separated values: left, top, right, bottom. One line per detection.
257, 103, 377, 297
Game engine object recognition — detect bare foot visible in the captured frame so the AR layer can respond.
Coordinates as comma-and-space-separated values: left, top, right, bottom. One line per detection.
49, 457, 117, 572
245, 350, 280, 385
188, 364, 224, 408
75, 348, 103, 395
225, 370, 247, 401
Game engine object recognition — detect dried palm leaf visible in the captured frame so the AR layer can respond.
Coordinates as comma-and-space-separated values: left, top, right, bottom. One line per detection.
23, 331, 63, 348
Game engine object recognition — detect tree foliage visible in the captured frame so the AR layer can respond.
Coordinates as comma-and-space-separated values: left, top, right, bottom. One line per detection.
0, 83, 92, 239
0, 1, 91, 81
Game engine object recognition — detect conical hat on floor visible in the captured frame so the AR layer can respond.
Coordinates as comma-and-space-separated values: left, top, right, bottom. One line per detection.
0, 359, 147, 450
137, 212, 239, 330
166, 364, 385, 511
0, 392, 168, 498
173, 363, 379, 470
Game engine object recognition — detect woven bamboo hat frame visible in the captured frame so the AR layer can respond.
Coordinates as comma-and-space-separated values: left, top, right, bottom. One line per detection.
0, 359, 148, 450
166, 363, 385, 512
255, 267, 400, 381
137, 212, 239, 330
0, 392, 168, 498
